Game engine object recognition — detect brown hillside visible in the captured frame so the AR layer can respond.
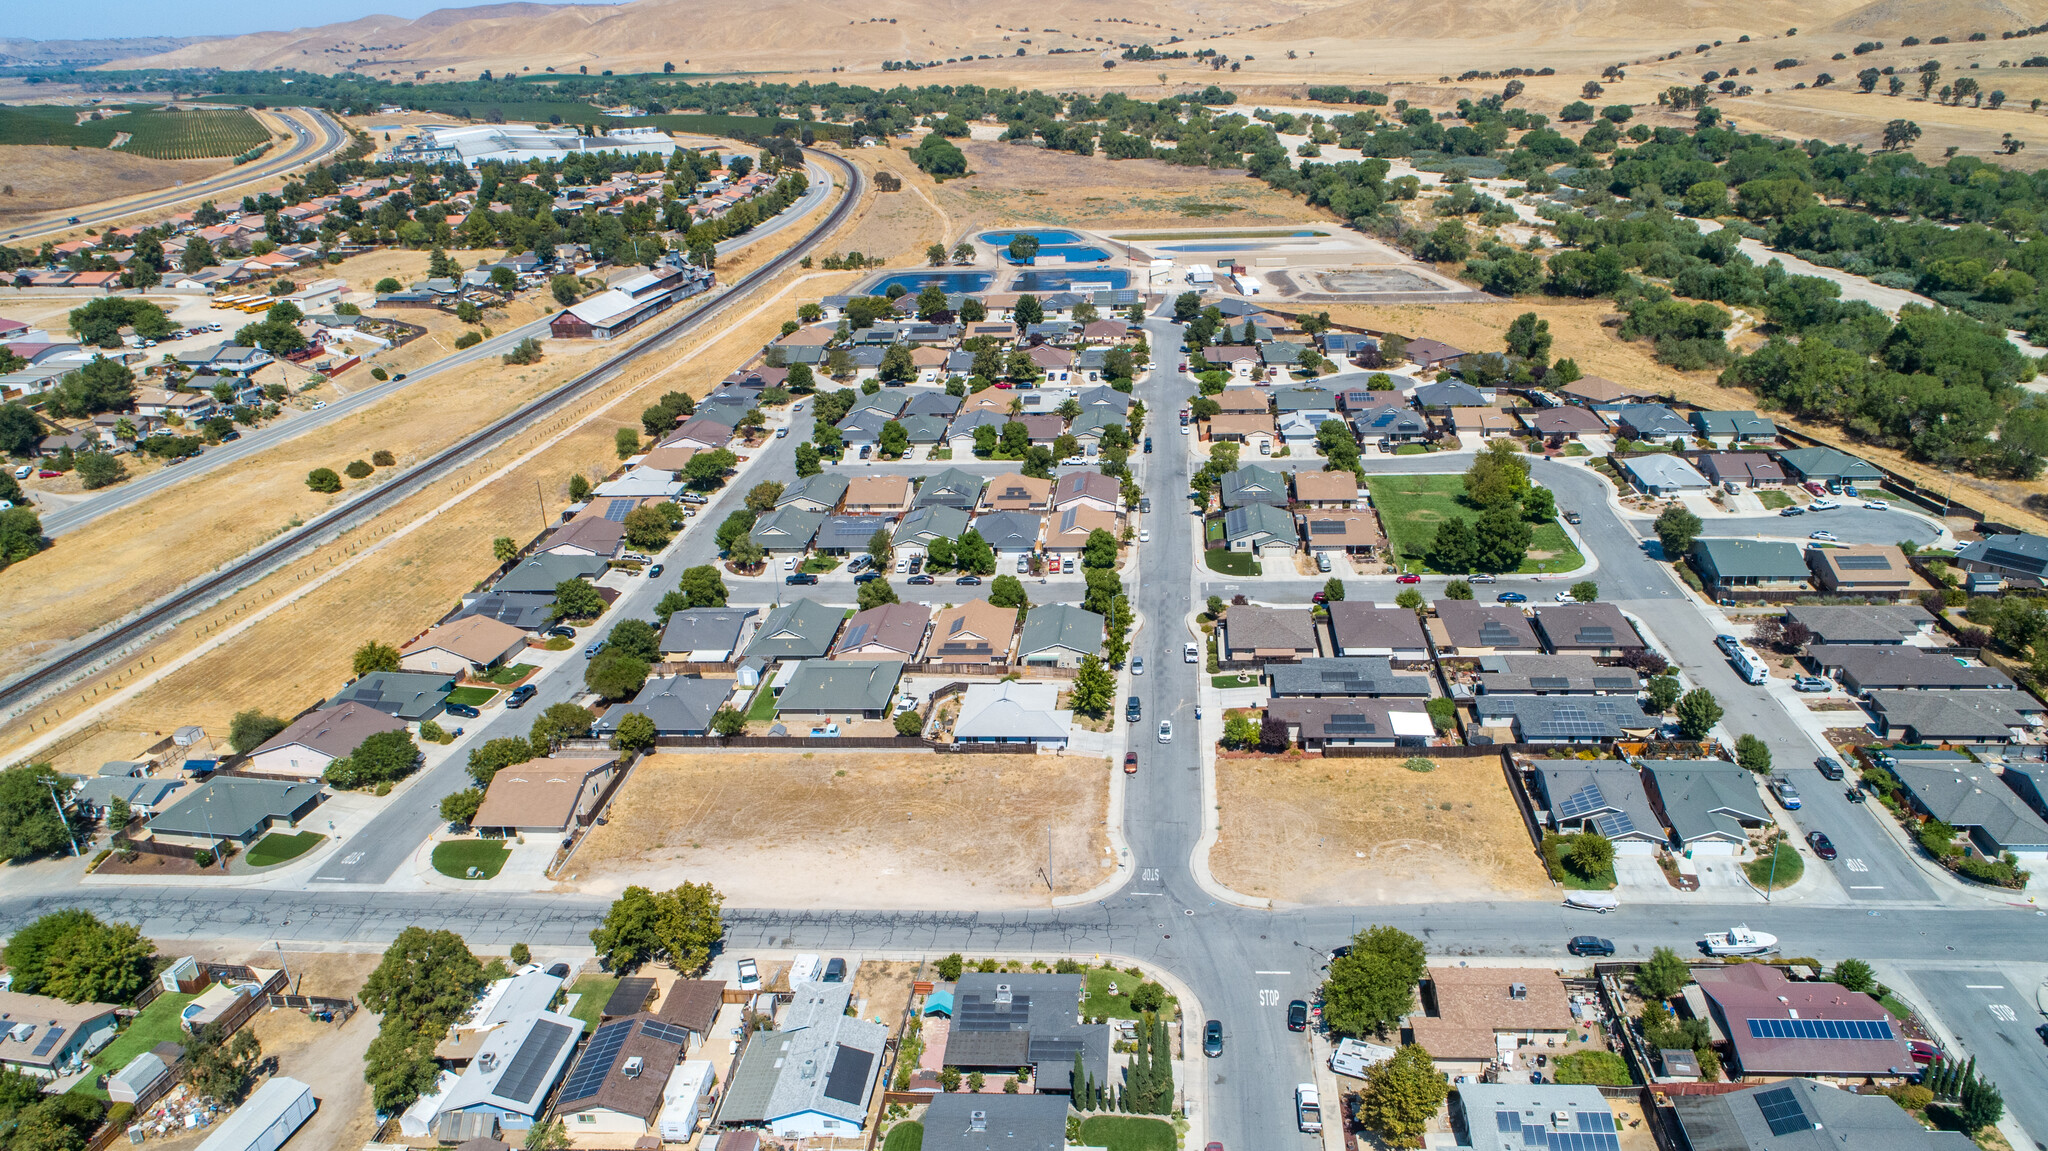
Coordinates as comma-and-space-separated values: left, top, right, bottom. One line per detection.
1244, 0, 1871, 43
1823, 0, 2048, 37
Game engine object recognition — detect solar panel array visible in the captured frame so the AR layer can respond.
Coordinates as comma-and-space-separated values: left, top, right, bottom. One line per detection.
1530, 703, 1621, 740
1530, 677, 1571, 690
823, 1043, 875, 1106
1751, 1086, 1814, 1136
641, 1019, 693, 1047
603, 498, 635, 522
1554, 782, 1609, 820
1325, 712, 1380, 735
30, 1027, 63, 1058
1984, 547, 2047, 574
1834, 554, 1895, 570
955, 991, 1033, 1031
1747, 1017, 1895, 1041
1573, 627, 1616, 644
560, 1019, 634, 1102
500, 1019, 575, 1103
1492, 1110, 1621, 1150
1477, 621, 1526, 646
1591, 810, 1637, 838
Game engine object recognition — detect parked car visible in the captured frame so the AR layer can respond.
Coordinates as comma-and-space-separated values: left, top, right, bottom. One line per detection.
1809, 530, 1838, 542
775, 427, 788, 438
909, 555, 924, 574
1132, 657, 1144, 676
956, 575, 982, 585
736, 958, 761, 991
1312, 591, 1328, 605
786, 573, 819, 585
1158, 720, 1173, 744
546, 962, 571, 979
1816, 756, 1845, 781
1554, 590, 1574, 602
1496, 591, 1528, 603
505, 684, 537, 708
585, 641, 606, 658
1793, 675, 1830, 692
444, 702, 481, 719
1911, 1039, 1945, 1063
1062, 557, 1075, 573
11, 465, 30, 480
1863, 499, 1890, 510
1770, 777, 1802, 809
1563, 510, 1582, 524
1144, 437, 1153, 453
894, 557, 909, 574
848, 555, 872, 574
1809, 498, 1839, 510
1567, 936, 1616, 957
909, 574, 936, 585
823, 958, 847, 982
854, 571, 883, 584
1469, 573, 1496, 584
1185, 642, 1200, 663
1139, 529, 1150, 543
1287, 1000, 1309, 1031
648, 563, 664, 578
1779, 506, 1806, 517
1125, 752, 1139, 775
545, 625, 576, 639
1395, 573, 1421, 584
37, 470, 61, 478
1203, 1019, 1224, 1057
1806, 831, 1838, 860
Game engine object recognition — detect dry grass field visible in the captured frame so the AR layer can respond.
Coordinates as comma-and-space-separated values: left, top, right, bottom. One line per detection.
0, 146, 229, 222
1211, 751, 1550, 904
935, 141, 1334, 237
568, 752, 1114, 908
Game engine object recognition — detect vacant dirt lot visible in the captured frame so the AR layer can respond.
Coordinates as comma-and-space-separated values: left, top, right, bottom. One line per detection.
0, 146, 230, 222
1211, 751, 1549, 904
570, 752, 1114, 908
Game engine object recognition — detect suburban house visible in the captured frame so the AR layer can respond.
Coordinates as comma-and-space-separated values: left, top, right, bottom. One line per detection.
1524, 406, 1608, 441
552, 1013, 689, 1138
971, 511, 1043, 554
1806, 545, 1925, 600
67, 776, 183, 819
928, 601, 1017, 665
743, 599, 844, 661
1207, 412, 1276, 452
1264, 698, 1435, 748
953, 681, 1072, 748
718, 983, 885, 1138
1954, 532, 2048, 585
471, 756, 619, 837
0, 991, 120, 1080
1043, 506, 1121, 559
1268, 657, 1430, 698
1528, 760, 1665, 850
1883, 759, 2048, 866
1805, 646, 2015, 695
429, 1010, 581, 1137
1691, 410, 1777, 445
1429, 601, 1540, 655
1476, 654, 1640, 696
1608, 404, 1694, 442
1215, 388, 1273, 415
1694, 452, 1785, 489
400, 616, 531, 676
1477, 696, 1655, 744
1413, 379, 1489, 410
144, 777, 324, 849
1017, 604, 1105, 668
920, 1094, 1069, 1151
495, 553, 609, 595
1218, 464, 1289, 508
1049, 471, 1122, 514
1292, 470, 1360, 509
1642, 760, 1771, 856
328, 670, 456, 721
978, 474, 1052, 513
1556, 376, 1654, 405
833, 604, 930, 660
655, 979, 726, 1050
840, 476, 913, 516
1669, 1078, 1974, 1151
1694, 964, 1915, 1078
814, 515, 894, 557
1620, 454, 1711, 497
1327, 604, 1430, 659
1689, 539, 1811, 596
774, 660, 904, 719
1867, 691, 2036, 744
1222, 606, 1318, 663
538, 515, 626, 559
658, 607, 757, 663
1446, 407, 1517, 440
941, 974, 1109, 1094
592, 677, 734, 738
1403, 338, 1467, 370
893, 506, 971, 557
244, 703, 406, 781
748, 508, 825, 557
777, 474, 850, 514
1457, 1085, 1619, 1151
1351, 404, 1431, 443
1405, 967, 1575, 1079
1783, 604, 1935, 645
453, 592, 558, 634
1774, 446, 1884, 487
1530, 604, 1646, 656
2005, 762, 2048, 824
1221, 503, 1299, 557
1300, 511, 1384, 558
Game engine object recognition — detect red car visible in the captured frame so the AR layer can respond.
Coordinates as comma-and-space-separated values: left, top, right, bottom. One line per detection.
1124, 752, 1138, 775
1806, 830, 1837, 861
1908, 1040, 1942, 1064
1395, 573, 1422, 584
37, 469, 61, 478
1312, 591, 1328, 605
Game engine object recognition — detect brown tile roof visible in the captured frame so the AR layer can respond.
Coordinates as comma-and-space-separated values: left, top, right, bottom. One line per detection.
1527, 407, 1608, 435
928, 599, 1017, 664
657, 979, 727, 1034
1449, 407, 1517, 433
540, 515, 624, 556
1407, 966, 1575, 1061
834, 602, 931, 658
1291, 471, 1359, 503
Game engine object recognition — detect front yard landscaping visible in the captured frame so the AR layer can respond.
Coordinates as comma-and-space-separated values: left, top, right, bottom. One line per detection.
1082, 966, 1175, 1020
802, 554, 841, 574
446, 686, 498, 706
432, 838, 510, 880
483, 662, 540, 685
245, 831, 324, 868
1077, 1117, 1176, 1151
1365, 473, 1586, 575
1745, 838, 1804, 891
1204, 550, 1260, 576
1756, 490, 1794, 509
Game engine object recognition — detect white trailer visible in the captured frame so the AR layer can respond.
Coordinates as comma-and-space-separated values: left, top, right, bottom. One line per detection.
1231, 272, 1261, 296
196, 1077, 316, 1151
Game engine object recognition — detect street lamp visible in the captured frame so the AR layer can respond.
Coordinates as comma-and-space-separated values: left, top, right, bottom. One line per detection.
42, 778, 80, 858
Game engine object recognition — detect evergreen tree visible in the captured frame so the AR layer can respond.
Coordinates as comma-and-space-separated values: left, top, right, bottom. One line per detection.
1071, 1051, 1086, 1108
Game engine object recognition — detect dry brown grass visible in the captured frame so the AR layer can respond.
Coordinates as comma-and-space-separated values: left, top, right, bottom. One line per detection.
568, 752, 1114, 908
1211, 751, 1550, 903
0, 147, 229, 222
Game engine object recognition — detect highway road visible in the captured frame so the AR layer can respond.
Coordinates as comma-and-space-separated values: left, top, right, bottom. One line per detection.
4, 107, 348, 246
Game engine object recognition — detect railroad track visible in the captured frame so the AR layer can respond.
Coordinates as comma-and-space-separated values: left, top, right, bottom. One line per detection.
0, 150, 863, 715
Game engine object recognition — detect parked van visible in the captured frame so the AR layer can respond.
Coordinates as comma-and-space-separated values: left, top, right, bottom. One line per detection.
1729, 645, 1769, 685
1316, 552, 1332, 573
1184, 642, 1201, 664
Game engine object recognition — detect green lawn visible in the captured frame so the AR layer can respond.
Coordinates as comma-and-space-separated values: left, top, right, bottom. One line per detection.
1746, 840, 1805, 890
1756, 490, 1794, 509
567, 974, 619, 1032
1082, 968, 1174, 1020
70, 991, 199, 1100
484, 663, 540, 685
432, 839, 511, 880
1077, 1116, 1176, 1151
245, 831, 324, 868
883, 1122, 924, 1151
447, 686, 498, 706
1212, 673, 1260, 688
1204, 550, 1260, 576
1394, 443, 1432, 455
802, 554, 842, 574
1365, 474, 1587, 574
745, 685, 778, 722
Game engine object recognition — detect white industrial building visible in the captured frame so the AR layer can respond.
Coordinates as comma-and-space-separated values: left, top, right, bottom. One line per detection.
389, 124, 679, 167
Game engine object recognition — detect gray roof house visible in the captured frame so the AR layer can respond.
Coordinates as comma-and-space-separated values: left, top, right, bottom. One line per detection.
1458, 1084, 1618, 1151
1528, 760, 1664, 843
144, 776, 325, 848
1955, 532, 2048, 582
1477, 695, 1656, 744
1351, 404, 1430, 441
921, 1094, 1069, 1151
1885, 761, 2048, 863
1268, 657, 1430, 698
1806, 646, 2015, 694
1609, 404, 1694, 441
1692, 410, 1778, 443
898, 413, 951, 443
1221, 503, 1298, 556
1530, 603, 1646, 655
1773, 447, 1884, 485
659, 606, 757, 662
1690, 539, 1811, 593
916, 467, 987, 509
1412, 379, 1488, 409
1620, 454, 1711, 496
1326, 603, 1430, 658
328, 670, 455, 721
1643, 760, 1771, 852
494, 552, 609, 595
719, 983, 886, 1139
777, 474, 850, 514
1783, 604, 1935, 645
1218, 464, 1289, 508
1670, 1077, 1973, 1151
946, 973, 1109, 1093
743, 599, 845, 661
1017, 604, 1105, 668
972, 511, 1043, 554
1866, 690, 2036, 745
2004, 763, 2048, 824
1475, 654, 1640, 695
775, 660, 905, 718
893, 505, 971, 552
452, 591, 558, 633
750, 508, 827, 554
436, 1011, 581, 1135
815, 515, 894, 555
592, 676, 734, 736
1222, 606, 1318, 662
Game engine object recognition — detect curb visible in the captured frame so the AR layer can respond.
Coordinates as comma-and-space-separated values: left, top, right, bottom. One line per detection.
1183, 607, 1274, 912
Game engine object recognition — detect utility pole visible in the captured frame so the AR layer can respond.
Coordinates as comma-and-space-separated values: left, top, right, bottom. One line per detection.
536, 479, 548, 531
1046, 823, 1053, 893
42, 779, 80, 858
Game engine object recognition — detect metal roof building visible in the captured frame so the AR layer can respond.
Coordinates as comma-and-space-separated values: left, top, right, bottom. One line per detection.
718, 983, 886, 1139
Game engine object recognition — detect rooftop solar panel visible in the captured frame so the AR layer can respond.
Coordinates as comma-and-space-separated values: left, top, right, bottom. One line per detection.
1752, 1085, 1813, 1136
1591, 810, 1636, 838
1555, 782, 1609, 819
1579, 1112, 1616, 1133
641, 1018, 694, 1047
499, 1019, 575, 1104
29, 1026, 63, 1058
603, 498, 635, 522
1530, 677, 1571, 690
1574, 627, 1617, 644
1498, 1111, 1521, 1134
560, 1019, 632, 1102
1746, 1017, 1894, 1040
1835, 554, 1895, 570
822, 1043, 875, 1106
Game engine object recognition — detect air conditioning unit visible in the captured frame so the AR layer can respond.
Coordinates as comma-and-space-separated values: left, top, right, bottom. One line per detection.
623, 1056, 643, 1078
1509, 983, 1527, 1000
969, 1111, 988, 1132
1552, 1111, 1571, 1129
994, 984, 1012, 1004
478, 1052, 497, 1072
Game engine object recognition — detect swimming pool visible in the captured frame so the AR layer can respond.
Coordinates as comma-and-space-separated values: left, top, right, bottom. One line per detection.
861, 270, 995, 295
1010, 268, 1132, 292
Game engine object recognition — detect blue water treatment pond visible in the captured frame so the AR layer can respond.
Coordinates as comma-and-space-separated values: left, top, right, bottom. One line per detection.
1010, 268, 1132, 292
981, 229, 1084, 246
861, 270, 995, 295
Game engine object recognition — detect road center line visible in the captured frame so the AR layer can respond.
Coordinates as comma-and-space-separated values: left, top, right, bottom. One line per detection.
1254, 970, 1291, 975
1966, 985, 2006, 989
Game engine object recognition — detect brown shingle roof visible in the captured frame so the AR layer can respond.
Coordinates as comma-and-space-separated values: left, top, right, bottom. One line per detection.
928, 600, 1018, 664
471, 756, 615, 831
657, 980, 727, 1034
250, 703, 406, 762
1406, 966, 1575, 1061
402, 615, 532, 665
1291, 471, 1359, 503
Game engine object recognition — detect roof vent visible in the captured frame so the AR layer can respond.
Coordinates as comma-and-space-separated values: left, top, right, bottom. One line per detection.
994, 983, 1012, 1004
1509, 983, 1527, 1000
802, 1057, 817, 1080
623, 1056, 643, 1078
478, 1052, 497, 1072
969, 1111, 988, 1132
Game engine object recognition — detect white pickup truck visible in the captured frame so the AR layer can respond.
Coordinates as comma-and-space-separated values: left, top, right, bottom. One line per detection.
1297, 1083, 1322, 1132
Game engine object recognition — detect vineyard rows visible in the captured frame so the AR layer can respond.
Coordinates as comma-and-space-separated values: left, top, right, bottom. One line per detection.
0, 106, 270, 159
